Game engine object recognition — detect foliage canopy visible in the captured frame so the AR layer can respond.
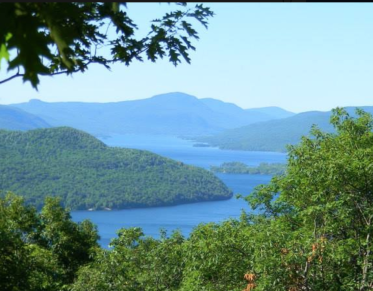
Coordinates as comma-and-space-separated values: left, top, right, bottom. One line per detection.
246, 108, 373, 290
0, 2, 213, 88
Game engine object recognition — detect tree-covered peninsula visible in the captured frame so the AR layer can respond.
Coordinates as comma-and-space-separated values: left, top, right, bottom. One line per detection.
0, 127, 232, 210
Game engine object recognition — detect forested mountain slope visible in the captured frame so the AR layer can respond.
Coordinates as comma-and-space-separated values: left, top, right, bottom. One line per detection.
0, 127, 232, 210
195, 106, 373, 152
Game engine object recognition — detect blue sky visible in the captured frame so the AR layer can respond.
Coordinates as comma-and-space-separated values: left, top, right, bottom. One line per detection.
1, 3, 373, 113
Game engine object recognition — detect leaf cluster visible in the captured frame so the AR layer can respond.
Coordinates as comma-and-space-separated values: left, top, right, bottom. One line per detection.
0, 193, 99, 291
0, 2, 214, 88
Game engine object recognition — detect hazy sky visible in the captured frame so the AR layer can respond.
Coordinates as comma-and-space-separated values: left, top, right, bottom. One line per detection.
1, 3, 373, 113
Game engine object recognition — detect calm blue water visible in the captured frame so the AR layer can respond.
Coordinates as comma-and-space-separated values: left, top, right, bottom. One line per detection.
103, 134, 286, 169
71, 134, 287, 248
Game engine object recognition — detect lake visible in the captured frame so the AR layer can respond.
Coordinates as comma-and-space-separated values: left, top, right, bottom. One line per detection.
71, 134, 287, 248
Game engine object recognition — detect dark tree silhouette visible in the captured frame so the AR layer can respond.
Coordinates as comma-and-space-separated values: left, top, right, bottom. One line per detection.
0, 2, 213, 88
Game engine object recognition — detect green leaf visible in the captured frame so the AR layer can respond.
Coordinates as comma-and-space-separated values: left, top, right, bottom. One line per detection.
0, 33, 12, 69
0, 44, 9, 69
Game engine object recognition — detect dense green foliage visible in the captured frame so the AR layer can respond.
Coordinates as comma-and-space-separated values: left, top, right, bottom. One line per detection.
0, 3, 213, 88
2, 108, 373, 291
195, 106, 373, 152
0, 193, 99, 291
72, 220, 252, 291
210, 161, 286, 175
242, 107, 373, 290
0, 127, 232, 210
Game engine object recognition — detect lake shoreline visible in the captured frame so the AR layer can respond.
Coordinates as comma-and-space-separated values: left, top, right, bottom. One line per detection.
72, 134, 286, 247
81, 194, 233, 212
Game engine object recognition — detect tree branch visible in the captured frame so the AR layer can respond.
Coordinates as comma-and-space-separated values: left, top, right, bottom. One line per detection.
0, 61, 95, 85
0, 72, 23, 85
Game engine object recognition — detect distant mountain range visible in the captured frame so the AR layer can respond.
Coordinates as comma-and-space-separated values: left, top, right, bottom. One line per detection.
0, 105, 50, 131
194, 107, 373, 152
8, 92, 294, 135
2, 93, 372, 153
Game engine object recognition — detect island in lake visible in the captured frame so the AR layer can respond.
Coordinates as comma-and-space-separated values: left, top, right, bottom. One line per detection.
193, 143, 211, 148
210, 161, 286, 175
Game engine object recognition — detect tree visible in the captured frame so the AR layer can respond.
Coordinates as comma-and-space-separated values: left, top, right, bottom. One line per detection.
247, 108, 373, 290
72, 228, 186, 291
0, 193, 100, 291
0, 2, 213, 88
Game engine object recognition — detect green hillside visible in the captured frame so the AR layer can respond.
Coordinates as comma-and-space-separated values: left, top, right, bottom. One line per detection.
194, 111, 332, 152
195, 107, 373, 152
0, 127, 232, 210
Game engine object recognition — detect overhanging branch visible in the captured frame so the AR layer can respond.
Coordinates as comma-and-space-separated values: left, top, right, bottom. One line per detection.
0, 72, 23, 85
